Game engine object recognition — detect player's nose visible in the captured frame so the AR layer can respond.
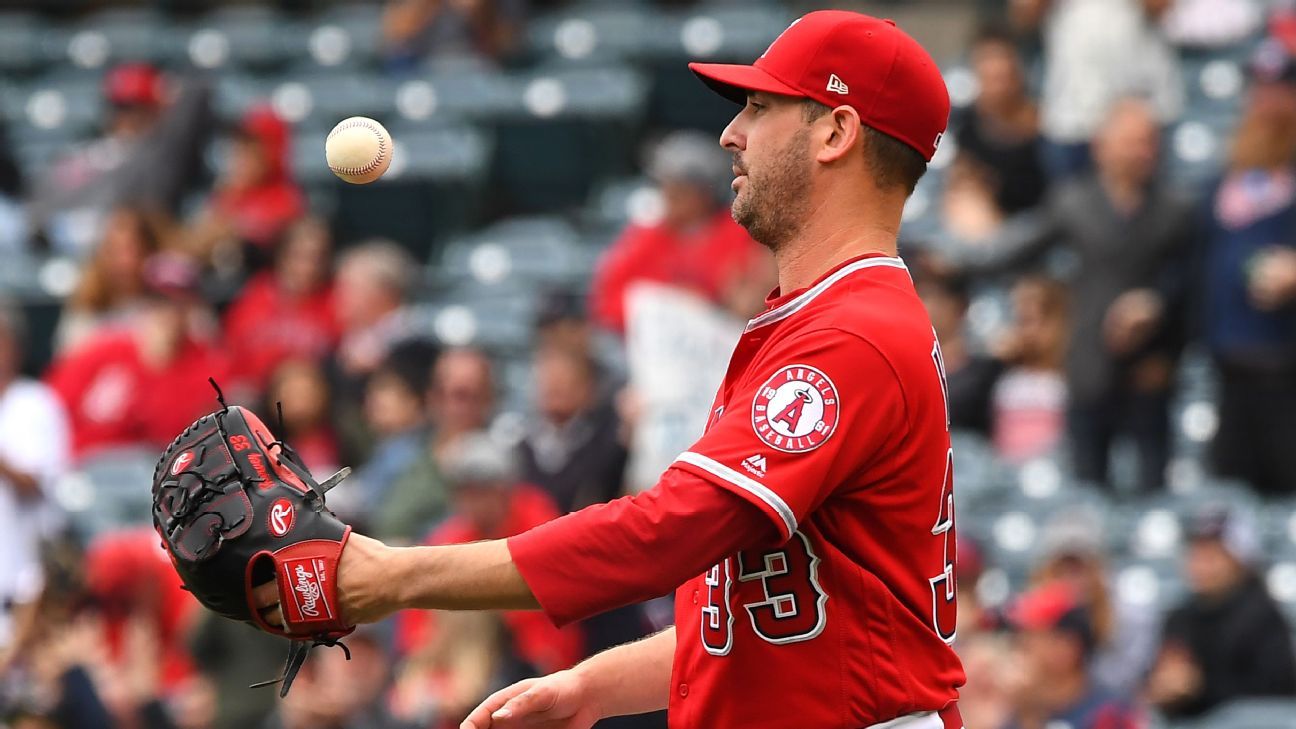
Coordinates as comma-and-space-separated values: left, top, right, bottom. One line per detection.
719, 115, 746, 154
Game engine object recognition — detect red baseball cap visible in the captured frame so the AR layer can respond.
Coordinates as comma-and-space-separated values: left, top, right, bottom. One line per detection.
690, 11, 951, 161
104, 62, 164, 108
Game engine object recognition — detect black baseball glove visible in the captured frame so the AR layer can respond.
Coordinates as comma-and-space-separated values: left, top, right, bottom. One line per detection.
151, 384, 354, 695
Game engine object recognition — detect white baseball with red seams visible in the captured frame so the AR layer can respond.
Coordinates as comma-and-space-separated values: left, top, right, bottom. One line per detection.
325, 116, 393, 184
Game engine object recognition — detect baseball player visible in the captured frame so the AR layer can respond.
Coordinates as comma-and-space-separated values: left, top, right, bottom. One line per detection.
255, 10, 963, 728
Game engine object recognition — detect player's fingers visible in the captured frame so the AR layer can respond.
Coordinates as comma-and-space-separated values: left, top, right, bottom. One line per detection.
492, 686, 558, 723
252, 580, 279, 609
258, 604, 286, 630
461, 679, 540, 729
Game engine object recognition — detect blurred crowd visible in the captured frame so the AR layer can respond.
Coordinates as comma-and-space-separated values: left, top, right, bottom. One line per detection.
0, 0, 1295, 728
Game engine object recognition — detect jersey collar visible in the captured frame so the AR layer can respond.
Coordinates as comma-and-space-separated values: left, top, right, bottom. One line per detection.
747, 252, 909, 333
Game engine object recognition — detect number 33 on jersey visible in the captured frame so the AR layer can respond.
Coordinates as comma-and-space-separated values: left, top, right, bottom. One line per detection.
669, 254, 965, 729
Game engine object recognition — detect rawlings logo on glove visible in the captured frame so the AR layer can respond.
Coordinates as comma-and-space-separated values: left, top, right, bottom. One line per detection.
151, 382, 355, 696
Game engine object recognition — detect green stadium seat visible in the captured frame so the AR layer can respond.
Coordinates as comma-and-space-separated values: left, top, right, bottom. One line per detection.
62, 7, 178, 68
1193, 699, 1296, 729
0, 12, 48, 74
186, 5, 306, 71
436, 216, 591, 288
324, 124, 494, 259
486, 65, 649, 214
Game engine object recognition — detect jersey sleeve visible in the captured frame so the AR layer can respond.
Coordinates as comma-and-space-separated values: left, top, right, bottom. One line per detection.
508, 467, 779, 627
672, 327, 908, 541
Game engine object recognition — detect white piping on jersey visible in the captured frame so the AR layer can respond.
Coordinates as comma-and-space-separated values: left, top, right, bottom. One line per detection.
676, 451, 796, 538
865, 711, 946, 729
745, 256, 909, 333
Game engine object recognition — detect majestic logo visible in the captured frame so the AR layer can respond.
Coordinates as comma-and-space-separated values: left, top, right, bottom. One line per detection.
933, 131, 944, 151
268, 499, 295, 538
284, 558, 331, 620
751, 365, 840, 453
826, 74, 849, 95
171, 451, 195, 475
742, 454, 768, 478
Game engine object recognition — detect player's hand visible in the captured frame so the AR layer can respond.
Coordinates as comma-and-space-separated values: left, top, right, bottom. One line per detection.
460, 670, 603, 729
253, 532, 399, 629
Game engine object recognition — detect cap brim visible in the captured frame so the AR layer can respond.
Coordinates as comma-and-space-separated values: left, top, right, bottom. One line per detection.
688, 62, 806, 104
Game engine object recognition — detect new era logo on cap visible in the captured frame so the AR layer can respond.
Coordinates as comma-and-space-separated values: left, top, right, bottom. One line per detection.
826, 74, 849, 95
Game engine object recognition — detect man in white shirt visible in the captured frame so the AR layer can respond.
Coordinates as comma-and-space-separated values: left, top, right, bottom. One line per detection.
0, 302, 71, 651
1015, 0, 1184, 177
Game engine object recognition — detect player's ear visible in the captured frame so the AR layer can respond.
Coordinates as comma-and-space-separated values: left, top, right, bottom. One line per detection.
814, 105, 863, 165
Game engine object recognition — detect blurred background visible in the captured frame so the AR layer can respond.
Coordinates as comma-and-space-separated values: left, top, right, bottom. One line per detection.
0, 0, 1295, 727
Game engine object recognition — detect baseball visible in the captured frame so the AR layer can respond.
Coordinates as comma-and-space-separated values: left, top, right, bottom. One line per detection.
325, 116, 393, 184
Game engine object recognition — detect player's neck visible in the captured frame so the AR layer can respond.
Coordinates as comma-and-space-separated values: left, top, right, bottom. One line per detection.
773, 193, 903, 294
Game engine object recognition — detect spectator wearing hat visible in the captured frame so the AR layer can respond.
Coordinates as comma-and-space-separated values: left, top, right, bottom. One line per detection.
1030, 509, 1159, 695
27, 64, 212, 255
1002, 582, 1142, 729
0, 302, 70, 655
1198, 42, 1296, 495
589, 131, 767, 334
187, 105, 304, 264
55, 206, 169, 354
46, 253, 229, 461
1145, 506, 1296, 718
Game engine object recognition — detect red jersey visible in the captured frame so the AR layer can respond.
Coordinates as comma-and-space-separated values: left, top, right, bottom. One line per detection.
46, 331, 230, 460
668, 253, 964, 728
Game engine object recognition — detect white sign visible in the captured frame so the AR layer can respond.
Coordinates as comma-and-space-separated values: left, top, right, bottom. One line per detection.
624, 284, 744, 492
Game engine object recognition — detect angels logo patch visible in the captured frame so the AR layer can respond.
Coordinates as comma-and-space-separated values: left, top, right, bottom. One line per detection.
751, 365, 839, 453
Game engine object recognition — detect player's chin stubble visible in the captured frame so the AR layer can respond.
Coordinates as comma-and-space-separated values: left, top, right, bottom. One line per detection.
731, 128, 813, 253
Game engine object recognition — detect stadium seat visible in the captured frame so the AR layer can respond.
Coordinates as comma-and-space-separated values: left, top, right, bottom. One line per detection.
1191, 699, 1296, 729
11, 72, 104, 142
56, 448, 159, 538
0, 12, 49, 74
327, 123, 494, 258
272, 69, 401, 127
62, 7, 177, 69
304, 3, 384, 70
186, 5, 306, 71
486, 65, 649, 214
436, 216, 592, 289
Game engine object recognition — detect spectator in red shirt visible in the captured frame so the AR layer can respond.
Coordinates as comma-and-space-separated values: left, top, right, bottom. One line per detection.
398, 433, 583, 680
187, 105, 303, 263
223, 216, 338, 391
46, 253, 229, 461
590, 131, 767, 333
83, 528, 198, 698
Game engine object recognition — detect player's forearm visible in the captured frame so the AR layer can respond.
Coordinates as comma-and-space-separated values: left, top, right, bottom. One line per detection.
369, 538, 540, 616
573, 626, 676, 719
